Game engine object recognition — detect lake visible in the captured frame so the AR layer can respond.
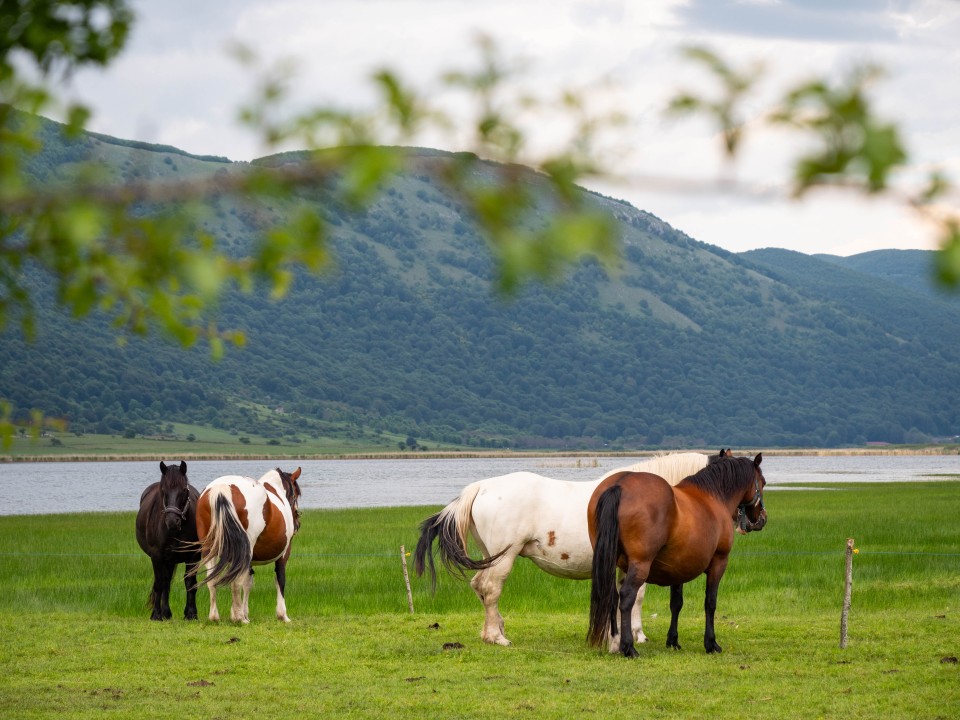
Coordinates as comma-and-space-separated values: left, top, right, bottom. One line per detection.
1, 453, 957, 516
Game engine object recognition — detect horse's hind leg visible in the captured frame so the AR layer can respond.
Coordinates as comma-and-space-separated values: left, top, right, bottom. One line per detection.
469, 548, 518, 646
612, 572, 648, 651
230, 571, 252, 624
205, 559, 220, 622
617, 563, 648, 658
274, 558, 290, 622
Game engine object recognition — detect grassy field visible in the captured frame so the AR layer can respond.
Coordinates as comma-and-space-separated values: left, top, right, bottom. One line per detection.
0, 483, 957, 718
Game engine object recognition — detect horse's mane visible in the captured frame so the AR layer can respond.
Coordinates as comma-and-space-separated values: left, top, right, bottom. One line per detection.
605, 452, 708, 486
681, 456, 754, 500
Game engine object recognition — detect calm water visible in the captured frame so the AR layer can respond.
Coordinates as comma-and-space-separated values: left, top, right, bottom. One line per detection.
0, 454, 957, 516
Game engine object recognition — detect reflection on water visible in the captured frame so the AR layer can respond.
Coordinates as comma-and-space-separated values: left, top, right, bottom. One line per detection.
0, 453, 956, 516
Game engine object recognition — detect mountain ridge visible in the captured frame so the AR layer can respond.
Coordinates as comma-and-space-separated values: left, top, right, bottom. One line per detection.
3, 114, 958, 449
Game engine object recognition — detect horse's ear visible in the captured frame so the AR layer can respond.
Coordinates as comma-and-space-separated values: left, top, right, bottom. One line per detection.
291, 467, 302, 481
754, 453, 763, 467
160, 461, 167, 473
180, 460, 187, 474
719, 449, 728, 457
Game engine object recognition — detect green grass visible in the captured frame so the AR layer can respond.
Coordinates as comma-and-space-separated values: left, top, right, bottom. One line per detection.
0, 483, 958, 718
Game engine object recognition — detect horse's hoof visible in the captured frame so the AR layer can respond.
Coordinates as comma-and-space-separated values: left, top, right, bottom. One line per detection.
621, 645, 639, 659
481, 632, 511, 646
635, 633, 648, 644
705, 642, 723, 654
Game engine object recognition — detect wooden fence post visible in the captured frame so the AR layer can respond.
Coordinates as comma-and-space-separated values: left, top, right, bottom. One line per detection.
400, 544, 414, 614
840, 537, 855, 649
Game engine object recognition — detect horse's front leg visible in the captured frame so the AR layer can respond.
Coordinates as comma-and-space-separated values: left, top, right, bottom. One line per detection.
149, 558, 168, 621
274, 556, 290, 622
703, 556, 729, 654
183, 558, 199, 621
666, 583, 683, 650
158, 560, 174, 620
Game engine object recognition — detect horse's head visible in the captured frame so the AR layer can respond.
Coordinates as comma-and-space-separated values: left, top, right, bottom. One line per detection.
736, 453, 767, 535
277, 466, 303, 533
709, 448, 734, 463
159, 460, 191, 532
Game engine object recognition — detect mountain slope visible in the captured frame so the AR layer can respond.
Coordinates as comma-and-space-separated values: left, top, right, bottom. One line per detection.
3, 116, 959, 448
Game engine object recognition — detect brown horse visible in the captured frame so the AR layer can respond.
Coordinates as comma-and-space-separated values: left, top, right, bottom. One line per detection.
135, 461, 201, 621
587, 453, 767, 657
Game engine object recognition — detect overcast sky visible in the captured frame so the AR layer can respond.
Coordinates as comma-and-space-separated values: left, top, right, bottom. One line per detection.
64, 0, 960, 257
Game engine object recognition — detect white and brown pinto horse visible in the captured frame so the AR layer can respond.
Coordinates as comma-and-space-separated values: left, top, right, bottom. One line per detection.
415, 452, 714, 648
196, 467, 302, 623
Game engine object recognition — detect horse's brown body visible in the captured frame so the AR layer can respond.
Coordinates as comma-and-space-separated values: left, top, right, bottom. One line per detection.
587, 455, 766, 657
592, 472, 734, 586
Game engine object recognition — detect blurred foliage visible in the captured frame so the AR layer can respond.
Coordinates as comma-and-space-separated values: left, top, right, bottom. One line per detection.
669, 46, 957, 288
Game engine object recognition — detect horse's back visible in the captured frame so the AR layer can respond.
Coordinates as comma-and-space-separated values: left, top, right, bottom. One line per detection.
471, 472, 597, 533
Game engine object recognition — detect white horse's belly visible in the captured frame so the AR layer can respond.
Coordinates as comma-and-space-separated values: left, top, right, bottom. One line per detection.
523, 541, 593, 579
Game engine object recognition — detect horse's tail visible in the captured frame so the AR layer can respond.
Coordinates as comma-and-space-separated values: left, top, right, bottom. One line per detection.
587, 484, 623, 648
414, 482, 505, 591
198, 490, 251, 588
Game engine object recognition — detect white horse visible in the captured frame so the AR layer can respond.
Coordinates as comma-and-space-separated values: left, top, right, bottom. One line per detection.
414, 452, 714, 649
195, 467, 302, 623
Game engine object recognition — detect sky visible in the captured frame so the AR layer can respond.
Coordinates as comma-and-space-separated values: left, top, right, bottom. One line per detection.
62, 0, 960, 257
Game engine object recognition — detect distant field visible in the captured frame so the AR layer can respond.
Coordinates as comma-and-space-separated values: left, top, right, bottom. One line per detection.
1, 423, 462, 460
4, 428, 958, 462
0, 482, 957, 718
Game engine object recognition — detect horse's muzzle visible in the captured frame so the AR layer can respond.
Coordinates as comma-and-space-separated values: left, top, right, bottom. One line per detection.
736, 508, 767, 535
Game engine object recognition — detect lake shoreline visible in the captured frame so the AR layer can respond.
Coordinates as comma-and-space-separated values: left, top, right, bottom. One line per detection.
3, 445, 957, 463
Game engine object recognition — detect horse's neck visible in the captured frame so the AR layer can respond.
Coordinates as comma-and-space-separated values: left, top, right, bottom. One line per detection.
676, 476, 747, 513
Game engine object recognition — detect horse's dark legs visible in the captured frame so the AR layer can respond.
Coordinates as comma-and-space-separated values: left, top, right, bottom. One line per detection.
617, 565, 645, 658
666, 583, 684, 650
150, 557, 174, 620
183, 559, 199, 621
703, 558, 729, 654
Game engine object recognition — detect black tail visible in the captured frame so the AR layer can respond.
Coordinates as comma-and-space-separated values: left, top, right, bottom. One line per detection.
587, 484, 622, 648
200, 493, 251, 588
413, 507, 505, 592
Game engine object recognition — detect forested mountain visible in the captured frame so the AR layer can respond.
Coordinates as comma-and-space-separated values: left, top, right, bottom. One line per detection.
3, 115, 960, 448
816, 249, 944, 299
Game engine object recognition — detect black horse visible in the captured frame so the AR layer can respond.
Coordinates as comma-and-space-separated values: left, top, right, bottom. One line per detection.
135, 461, 201, 621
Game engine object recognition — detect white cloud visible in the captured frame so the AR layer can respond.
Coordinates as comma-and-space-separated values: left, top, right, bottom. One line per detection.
59, 0, 960, 257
